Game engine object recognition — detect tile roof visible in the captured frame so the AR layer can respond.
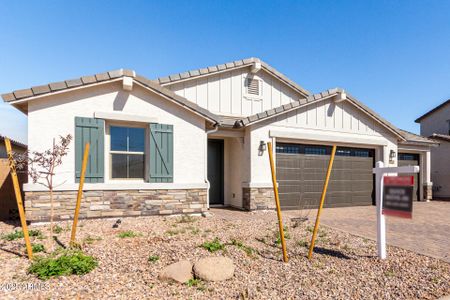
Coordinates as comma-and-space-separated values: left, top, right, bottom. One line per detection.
153, 57, 311, 97
430, 133, 450, 142
233, 88, 407, 141
0, 135, 27, 149
397, 129, 438, 145
415, 99, 450, 123
1, 69, 221, 124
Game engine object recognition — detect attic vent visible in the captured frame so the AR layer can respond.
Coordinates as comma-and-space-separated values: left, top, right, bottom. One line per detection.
245, 78, 260, 96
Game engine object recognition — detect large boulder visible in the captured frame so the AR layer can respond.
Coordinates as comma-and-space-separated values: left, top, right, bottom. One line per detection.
193, 257, 235, 282
158, 260, 193, 283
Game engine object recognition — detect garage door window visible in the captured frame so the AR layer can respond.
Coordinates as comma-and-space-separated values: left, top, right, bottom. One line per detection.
276, 143, 373, 157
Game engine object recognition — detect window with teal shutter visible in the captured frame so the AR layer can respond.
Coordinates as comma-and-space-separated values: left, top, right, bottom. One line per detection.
149, 123, 173, 182
75, 117, 105, 183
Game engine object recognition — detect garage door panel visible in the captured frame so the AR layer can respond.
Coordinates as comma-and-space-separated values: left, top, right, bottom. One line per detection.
276, 143, 374, 209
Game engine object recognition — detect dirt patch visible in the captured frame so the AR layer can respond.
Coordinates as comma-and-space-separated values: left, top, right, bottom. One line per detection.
0, 211, 448, 299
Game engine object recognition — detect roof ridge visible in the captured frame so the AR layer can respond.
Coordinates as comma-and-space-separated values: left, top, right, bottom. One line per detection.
153, 57, 310, 96
415, 99, 450, 123
2, 68, 136, 102
1, 69, 221, 124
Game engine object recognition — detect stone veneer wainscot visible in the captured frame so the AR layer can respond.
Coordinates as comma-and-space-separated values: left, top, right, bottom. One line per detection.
24, 189, 207, 222
242, 187, 275, 211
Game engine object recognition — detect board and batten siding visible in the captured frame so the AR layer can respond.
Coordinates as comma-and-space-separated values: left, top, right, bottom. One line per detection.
247, 98, 399, 186
274, 98, 386, 136
166, 68, 302, 117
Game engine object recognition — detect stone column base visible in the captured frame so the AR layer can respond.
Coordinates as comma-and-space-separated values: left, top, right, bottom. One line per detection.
242, 187, 275, 211
24, 189, 207, 222
423, 183, 433, 201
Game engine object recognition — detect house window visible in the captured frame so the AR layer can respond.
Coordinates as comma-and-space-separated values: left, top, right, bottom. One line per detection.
110, 126, 145, 179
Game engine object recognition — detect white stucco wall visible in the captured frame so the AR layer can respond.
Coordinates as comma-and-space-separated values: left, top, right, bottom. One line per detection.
25, 81, 207, 191
246, 99, 399, 186
166, 68, 302, 117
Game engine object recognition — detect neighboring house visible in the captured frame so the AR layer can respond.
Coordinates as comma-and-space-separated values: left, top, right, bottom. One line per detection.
416, 99, 450, 199
0, 135, 27, 220
1, 58, 437, 222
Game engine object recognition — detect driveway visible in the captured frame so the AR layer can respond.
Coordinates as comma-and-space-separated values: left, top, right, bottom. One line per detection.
313, 201, 450, 262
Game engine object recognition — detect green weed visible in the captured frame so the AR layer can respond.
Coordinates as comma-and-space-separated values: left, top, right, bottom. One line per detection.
201, 238, 225, 252
28, 250, 97, 280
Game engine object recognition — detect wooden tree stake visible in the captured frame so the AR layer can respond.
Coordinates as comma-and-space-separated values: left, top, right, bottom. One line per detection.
267, 142, 288, 263
5, 138, 33, 260
308, 145, 337, 259
70, 143, 90, 245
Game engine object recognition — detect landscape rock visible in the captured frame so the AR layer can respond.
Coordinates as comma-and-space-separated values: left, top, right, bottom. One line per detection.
158, 260, 193, 283
193, 256, 235, 281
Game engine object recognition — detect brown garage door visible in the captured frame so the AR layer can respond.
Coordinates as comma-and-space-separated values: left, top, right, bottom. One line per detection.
276, 143, 375, 209
398, 153, 420, 201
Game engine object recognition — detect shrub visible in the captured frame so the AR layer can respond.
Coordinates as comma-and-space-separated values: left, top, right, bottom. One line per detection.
117, 231, 139, 238
2, 229, 43, 241
2, 230, 24, 241
201, 238, 225, 252
28, 250, 98, 280
230, 239, 256, 257
148, 255, 159, 263
186, 278, 205, 290
32, 243, 45, 253
274, 227, 290, 245
53, 225, 64, 234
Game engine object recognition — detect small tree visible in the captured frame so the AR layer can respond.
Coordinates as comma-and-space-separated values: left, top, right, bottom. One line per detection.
17, 135, 72, 246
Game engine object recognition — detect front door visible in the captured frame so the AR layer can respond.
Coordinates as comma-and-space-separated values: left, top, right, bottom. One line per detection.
207, 139, 224, 205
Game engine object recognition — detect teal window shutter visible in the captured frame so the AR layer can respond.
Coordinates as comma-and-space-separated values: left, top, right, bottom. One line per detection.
75, 117, 105, 183
149, 123, 173, 183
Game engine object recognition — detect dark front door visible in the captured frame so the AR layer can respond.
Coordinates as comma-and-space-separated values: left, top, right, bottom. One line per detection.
398, 153, 420, 201
208, 139, 224, 205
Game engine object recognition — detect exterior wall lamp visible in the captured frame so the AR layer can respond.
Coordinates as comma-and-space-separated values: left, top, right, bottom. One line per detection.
259, 141, 267, 152
389, 150, 396, 163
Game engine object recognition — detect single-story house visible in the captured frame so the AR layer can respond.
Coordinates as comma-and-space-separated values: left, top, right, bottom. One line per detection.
415, 99, 450, 199
0, 135, 27, 220
2, 58, 437, 221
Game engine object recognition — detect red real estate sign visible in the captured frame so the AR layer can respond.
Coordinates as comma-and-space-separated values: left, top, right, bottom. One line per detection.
382, 176, 414, 218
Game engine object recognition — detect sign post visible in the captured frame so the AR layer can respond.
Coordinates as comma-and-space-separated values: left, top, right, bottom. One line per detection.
373, 161, 419, 259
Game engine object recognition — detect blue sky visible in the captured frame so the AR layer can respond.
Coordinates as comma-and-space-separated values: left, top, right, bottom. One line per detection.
1, 1, 449, 144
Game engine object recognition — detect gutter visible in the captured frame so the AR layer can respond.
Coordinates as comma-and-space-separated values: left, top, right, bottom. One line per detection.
204, 123, 220, 209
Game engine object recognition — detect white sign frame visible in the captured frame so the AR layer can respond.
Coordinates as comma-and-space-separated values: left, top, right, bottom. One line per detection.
373, 161, 420, 259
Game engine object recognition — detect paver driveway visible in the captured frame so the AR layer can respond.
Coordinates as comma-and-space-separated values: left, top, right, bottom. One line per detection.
313, 201, 450, 262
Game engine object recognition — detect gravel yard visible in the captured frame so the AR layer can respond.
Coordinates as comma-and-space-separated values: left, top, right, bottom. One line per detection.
0, 210, 449, 300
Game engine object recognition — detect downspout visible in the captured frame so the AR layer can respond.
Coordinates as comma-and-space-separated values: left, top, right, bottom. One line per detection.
205, 123, 219, 210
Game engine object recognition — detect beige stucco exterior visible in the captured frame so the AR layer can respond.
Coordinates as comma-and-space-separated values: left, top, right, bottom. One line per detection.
418, 102, 450, 198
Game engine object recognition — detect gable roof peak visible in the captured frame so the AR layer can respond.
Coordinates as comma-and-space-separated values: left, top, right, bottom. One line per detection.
153, 57, 310, 97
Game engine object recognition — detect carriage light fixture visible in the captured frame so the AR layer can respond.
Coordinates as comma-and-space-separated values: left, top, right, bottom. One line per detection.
259, 141, 267, 152
389, 150, 396, 161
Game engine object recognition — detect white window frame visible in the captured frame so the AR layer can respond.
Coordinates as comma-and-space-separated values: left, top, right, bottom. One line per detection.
108, 122, 147, 181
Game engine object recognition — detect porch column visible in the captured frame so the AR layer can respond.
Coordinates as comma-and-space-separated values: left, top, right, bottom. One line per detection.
423, 150, 433, 201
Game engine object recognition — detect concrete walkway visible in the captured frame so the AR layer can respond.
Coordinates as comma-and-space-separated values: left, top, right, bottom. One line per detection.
314, 201, 450, 262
